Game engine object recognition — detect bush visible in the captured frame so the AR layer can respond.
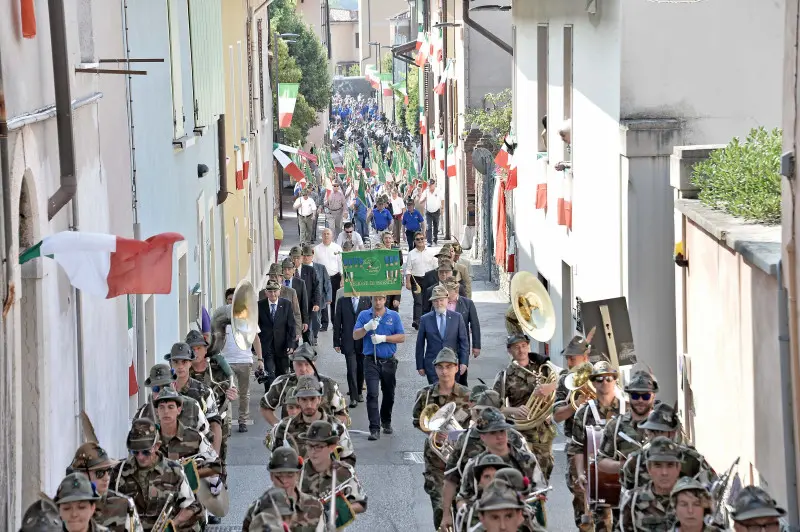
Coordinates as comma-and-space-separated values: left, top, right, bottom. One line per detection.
691, 127, 782, 225
463, 89, 513, 144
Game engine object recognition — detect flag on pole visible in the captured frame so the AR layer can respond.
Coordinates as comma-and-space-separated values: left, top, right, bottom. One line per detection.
364, 65, 380, 90
434, 60, 454, 95
273, 147, 306, 181
393, 83, 409, 105
415, 31, 429, 67
419, 107, 427, 135
278, 83, 300, 128
446, 144, 456, 178
127, 296, 138, 396
242, 139, 250, 181
235, 145, 244, 190
19, 232, 185, 298
379, 73, 394, 97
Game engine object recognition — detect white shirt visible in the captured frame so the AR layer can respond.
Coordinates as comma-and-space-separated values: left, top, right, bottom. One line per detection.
390, 196, 405, 215
336, 230, 365, 250
293, 196, 317, 216
422, 188, 442, 213
220, 324, 254, 365
314, 242, 344, 276
405, 247, 438, 277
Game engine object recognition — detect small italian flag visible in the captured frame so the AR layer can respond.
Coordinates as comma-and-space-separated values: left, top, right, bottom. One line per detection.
278, 83, 300, 128
446, 144, 456, 178
234, 145, 244, 190
273, 146, 306, 181
242, 138, 250, 181
415, 32, 429, 67
127, 296, 138, 397
419, 107, 427, 135
392, 82, 409, 105
19, 232, 185, 298
434, 59, 454, 95
557, 171, 573, 230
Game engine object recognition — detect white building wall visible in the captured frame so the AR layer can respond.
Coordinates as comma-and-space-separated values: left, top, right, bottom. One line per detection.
512, 0, 622, 357
620, 0, 784, 142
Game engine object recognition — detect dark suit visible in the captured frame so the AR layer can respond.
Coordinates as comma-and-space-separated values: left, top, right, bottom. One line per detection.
298, 264, 319, 342
415, 310, 469, 384
333, 295, 372, 398
452, 296, 481, 386
287, 277, 308, 333
422, 279, 467, 314
257, 297, 296, 383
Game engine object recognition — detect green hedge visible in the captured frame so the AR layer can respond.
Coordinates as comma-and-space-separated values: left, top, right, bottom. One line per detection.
691, 127, 782, 225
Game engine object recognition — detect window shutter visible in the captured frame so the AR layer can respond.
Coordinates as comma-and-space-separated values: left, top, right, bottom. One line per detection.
167, 0, 185, 138
188, 0, 225, 129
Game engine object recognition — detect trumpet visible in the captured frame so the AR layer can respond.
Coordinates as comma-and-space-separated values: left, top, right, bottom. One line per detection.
565, 362, 597, 410
151, 493, 175, 532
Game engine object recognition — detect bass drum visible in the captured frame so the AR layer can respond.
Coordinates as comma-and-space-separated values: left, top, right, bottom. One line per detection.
586, 425, 621, 508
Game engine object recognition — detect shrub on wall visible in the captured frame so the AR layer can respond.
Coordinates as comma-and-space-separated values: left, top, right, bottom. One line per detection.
691, 127, 782, 225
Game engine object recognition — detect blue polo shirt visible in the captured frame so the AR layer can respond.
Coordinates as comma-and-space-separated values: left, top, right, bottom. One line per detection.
355, 308, 404, 359
402, 209, 424, 231
353, 197, 367, 221
372, 208, 393, 231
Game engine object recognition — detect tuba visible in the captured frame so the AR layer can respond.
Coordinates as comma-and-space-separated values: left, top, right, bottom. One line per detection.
510, 272, 556, 343
419, 402, 463, 462
511, 361, 560, 432
565, 362, 597, 410
208, 279, 258, 355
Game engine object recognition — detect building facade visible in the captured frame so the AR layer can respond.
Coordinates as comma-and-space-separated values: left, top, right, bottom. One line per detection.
331, 8, 360, 75
510, 0, 784, 392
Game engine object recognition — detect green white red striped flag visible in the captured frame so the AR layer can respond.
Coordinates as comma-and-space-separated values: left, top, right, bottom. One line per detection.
19, 232, 184, 298
273, 147, 306, 181
446, 144, 456, 178
278, 83, 300, 128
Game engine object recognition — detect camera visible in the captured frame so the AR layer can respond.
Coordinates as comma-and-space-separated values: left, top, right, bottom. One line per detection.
255, 368, 273, 385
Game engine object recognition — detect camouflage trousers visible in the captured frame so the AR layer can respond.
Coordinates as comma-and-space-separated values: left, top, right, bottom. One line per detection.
528, 442, 554, 483
423, 468, 445, 530
566, 456, 614, 531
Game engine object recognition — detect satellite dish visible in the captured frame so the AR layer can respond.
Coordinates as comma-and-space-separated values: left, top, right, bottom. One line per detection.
472, 147, 493, 175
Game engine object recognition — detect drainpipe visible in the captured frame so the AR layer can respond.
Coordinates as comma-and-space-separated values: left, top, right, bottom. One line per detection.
217, 115, 229, 205
462, 0, 512, 56
46, 0, 78, 221
781, 260, 800, 527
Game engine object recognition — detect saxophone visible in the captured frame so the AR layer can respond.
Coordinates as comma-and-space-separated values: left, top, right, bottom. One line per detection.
151, 493, 175, 532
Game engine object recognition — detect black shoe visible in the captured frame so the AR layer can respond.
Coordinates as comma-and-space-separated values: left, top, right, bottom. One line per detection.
382, 424, 393, 434
368, 430, 380, 441
357, 394, 364, 402
238, 423, 248, 433
349, 398, 357, 408
321, 326, 328, 331
412, 321, 419, 330
207, 515, 222, 525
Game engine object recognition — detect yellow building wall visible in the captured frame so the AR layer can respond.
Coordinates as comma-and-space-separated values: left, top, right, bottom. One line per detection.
222, 0, 252, 288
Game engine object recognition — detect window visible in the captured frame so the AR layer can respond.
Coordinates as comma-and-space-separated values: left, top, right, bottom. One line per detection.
563, 25, 573, 162
178, 243, 189, 338
167, 0, 186, 138
188, 0, 225, 129
537, 24, 549, 153
355, 32, 360, 49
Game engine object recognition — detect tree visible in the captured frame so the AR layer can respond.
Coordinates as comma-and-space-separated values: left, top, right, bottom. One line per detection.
405, 67, 420, 136
273, 33, 318, 145
464, 89, 513, 144
345, 64, 360, 77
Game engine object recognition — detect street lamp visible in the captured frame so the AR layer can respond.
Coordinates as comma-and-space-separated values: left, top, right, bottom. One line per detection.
274, 32, 299, 220
381, 45, 396, 122
368, 41, 384, 115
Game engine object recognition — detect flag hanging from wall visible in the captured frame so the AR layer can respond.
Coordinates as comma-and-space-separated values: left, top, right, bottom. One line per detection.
495, 180, 508, 267
415, 31, 429, 67
434, 60, 454, 96
242, 139, 250, 181
273, 147, 306, 181
19, 232, 185, 298
446, 144, 456, 178
278, 83, 300, 128
557, 170, 573, 230
235, 145, 244, 190
21, 0, 36, 38
127, 296, 138, 396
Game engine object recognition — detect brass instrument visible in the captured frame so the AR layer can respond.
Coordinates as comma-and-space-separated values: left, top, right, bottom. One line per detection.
208, 279, 259, 355
511, 361, 560, 432
151, 493, 175, 532
510, 272, 556, 342
419, 402, 463, 462
565, 362, 597, 410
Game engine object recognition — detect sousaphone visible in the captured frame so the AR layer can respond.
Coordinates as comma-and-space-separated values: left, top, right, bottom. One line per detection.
510, 272, 556, 343
209, 279, 259, 355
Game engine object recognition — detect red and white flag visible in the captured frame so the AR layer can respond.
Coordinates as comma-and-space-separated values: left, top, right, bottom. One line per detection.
19, 232, 185, 298
273, 147, 306, 181
242, 139, 250, 181
278, 83, 299, 128
446, 144, 457, 178
415, 32, 430, 67
419, 108, 427, 135
235, 145, 244, 190
557, 171, 573, 230
434, 60, 454, 95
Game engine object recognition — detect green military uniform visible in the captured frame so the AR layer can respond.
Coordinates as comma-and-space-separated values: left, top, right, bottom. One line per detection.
455, 454, 509, 532
669, 477, 724, 531
53, 473, 111, 532
19, 499, 61, 532
620, 437, 683, 532
566, 361, 621, 531
113, 419, 203, 531
466, 479, 547, 532
135, 364, 209, 436
411, 348, 472, 530
492, 343, 557, 481
244, 447, 324, 532
70, 442, 143, 532
154, 389, 220, 469
269, 375, 356, 467
164, 344, 222, 435
730, 485, 787, 529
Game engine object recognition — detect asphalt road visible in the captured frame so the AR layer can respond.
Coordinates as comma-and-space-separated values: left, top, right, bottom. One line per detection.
209, 198, 574, 531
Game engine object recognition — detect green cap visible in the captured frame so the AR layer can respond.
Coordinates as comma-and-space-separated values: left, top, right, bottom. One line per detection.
506, 333, 529, 347
290, 246, 302, 258
469, 384, 490, 402
152, 387, 184, 407
475, 407, 514, 433
145, 363, 176, 387
476, 480, 524, 512
281, 258, 295, 270
20, 500, 61, 532
473, 390, 502, 409
434, 347, 458, 366
562, 335, 591, 357
591, 361, 618, 377
165, 342, 195, 362
185, 330, 207, 347
268, 263, 282, 276
473, 454, 509, 478
625, 371, 659, 393
670, 476, 711, 504
429, 285, 449, 301
645, 436, 682, 463
289, 343, 317, 363
70, 442, 119, 471
265, 279, 281, 291
437, 259, 454, 272
639, 403, 679, 433
301, 244, 314, 256
284, 387, 299, 406
126, 418, 159, 451
297, 420, 339, 444
269, 447, 302, 473
54, 473, 101, 505
731, 485, 787, 522
260, 487, 294, 516
294, 375, 323, 398
494, 469, 526, 491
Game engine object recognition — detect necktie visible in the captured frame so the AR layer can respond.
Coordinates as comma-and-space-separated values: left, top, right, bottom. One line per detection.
271, 304, 276, 319
295, 269, 300, 279
284, 280, 290, 287
438, 313, 446, 338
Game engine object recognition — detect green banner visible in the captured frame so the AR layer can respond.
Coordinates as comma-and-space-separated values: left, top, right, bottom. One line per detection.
342, 250, 402, 296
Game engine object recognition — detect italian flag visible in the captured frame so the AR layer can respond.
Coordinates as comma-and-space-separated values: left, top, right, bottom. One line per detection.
495, 135, 518, 191
364, 65, 380, 90
379, 73, 394, 97
273, 147, 305, 181
128, 297, 138, 396
446, 144, 456, 178
536, 153, 547, 210
234, 145, 244, 190
557, 171, 573, 230
393, 83, 409, 105
19, 232, 185, 299
274, 142, 317, 164
415, 32, 429, 67
278, 83, 299, 128
242, 138, 250, 181
434, 60, 454, 96
419, 107, 427, 135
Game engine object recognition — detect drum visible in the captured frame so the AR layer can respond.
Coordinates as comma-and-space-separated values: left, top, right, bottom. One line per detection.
585, 425, 621, 508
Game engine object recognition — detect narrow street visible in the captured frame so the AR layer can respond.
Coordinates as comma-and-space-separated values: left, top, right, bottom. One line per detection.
211, 193, 574, 531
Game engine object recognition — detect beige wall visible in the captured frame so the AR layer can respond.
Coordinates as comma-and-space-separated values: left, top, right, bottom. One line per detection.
331, 21, 359, 71
677, 216, 787, 506
358, 0, 407, 67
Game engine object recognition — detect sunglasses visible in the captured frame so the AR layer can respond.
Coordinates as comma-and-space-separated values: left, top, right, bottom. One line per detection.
345, 230, 353, 234
592, 376, 616, 383
92, 468, 112, 479
129, 449, 154, 457
415, 237, 425, 241
152, 385, 164, 393
630, 392, 652, 401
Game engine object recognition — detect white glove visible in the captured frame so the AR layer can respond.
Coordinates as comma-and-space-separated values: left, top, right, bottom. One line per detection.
363, 318, 379, 332
372, 334, 386, 345
208, 476, 223, 496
